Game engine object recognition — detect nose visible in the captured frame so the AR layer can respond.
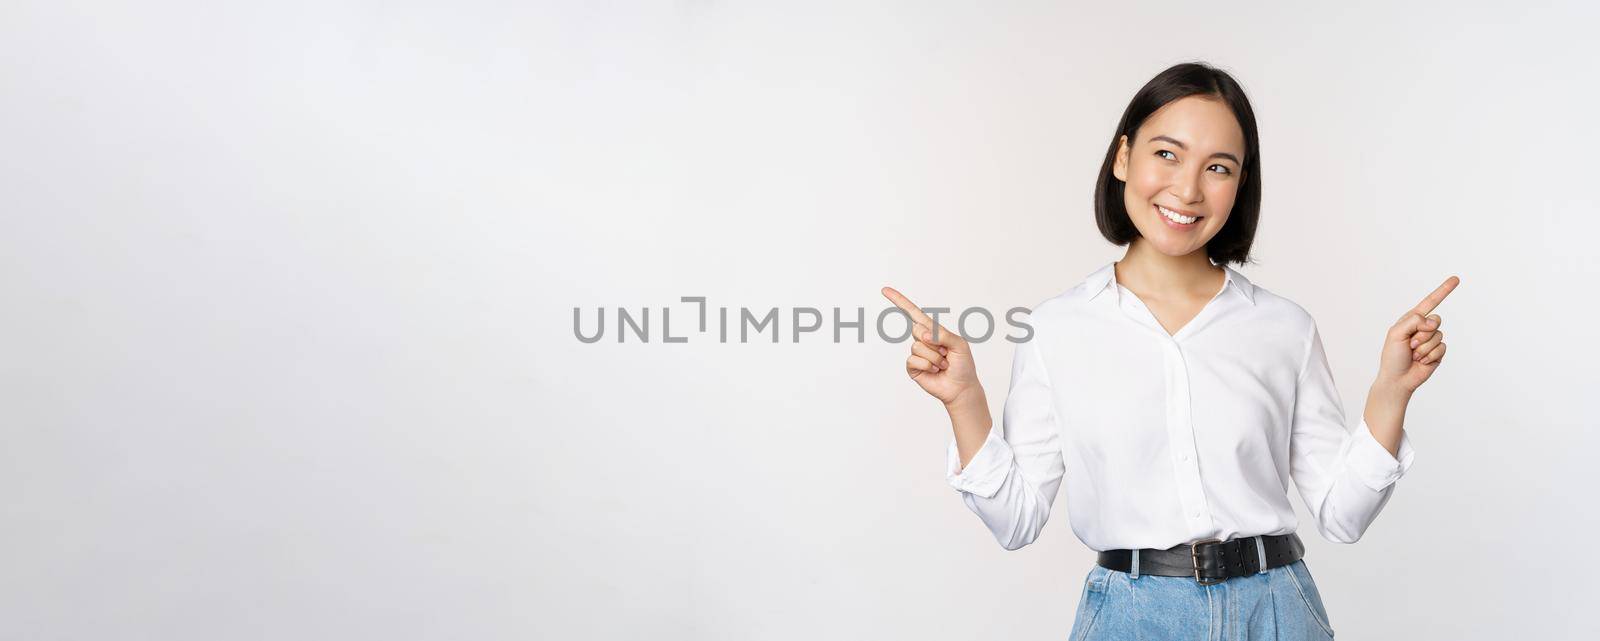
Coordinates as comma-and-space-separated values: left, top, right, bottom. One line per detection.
1171, 167, 1203, 205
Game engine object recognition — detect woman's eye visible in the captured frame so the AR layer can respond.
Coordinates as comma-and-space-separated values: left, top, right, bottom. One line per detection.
1156, 150, 1176, 161
1208, 164, 1232, 175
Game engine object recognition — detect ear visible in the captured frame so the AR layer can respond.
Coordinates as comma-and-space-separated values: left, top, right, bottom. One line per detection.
1112, 135, 1130, 182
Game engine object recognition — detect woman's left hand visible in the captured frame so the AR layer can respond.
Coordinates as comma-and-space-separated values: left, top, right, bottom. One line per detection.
1377, 275, 1460, 393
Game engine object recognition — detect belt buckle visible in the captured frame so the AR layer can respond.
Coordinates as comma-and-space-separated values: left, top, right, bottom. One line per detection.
1190, 538, 1226, 586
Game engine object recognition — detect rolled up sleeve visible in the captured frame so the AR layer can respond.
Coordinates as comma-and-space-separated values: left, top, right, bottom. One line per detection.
943, 336, 1066, 550
946, 427, 1012, 498
1347, 417, 1417, 492
1289, 322, 1417, 544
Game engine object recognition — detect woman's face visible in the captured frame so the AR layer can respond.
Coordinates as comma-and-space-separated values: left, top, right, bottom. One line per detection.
1113, 95, 1247, 257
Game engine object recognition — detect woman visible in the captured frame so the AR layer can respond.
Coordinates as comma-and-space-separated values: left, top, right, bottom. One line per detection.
881, 62, 1457, 640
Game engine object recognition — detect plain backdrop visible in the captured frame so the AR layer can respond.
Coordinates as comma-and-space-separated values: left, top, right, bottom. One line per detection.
3, 1, 1598, 639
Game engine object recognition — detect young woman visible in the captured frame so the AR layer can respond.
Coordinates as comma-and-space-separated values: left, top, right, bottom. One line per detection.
881, 62, 1457, 640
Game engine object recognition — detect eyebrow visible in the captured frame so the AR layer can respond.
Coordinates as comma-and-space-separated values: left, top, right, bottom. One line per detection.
1148, 135, 1242, 165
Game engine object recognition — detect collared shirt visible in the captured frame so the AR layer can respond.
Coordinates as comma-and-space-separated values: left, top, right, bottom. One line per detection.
946, 261, 1416, 552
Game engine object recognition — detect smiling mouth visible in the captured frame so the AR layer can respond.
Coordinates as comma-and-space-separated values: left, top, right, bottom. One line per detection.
1157, 204, 1203, 225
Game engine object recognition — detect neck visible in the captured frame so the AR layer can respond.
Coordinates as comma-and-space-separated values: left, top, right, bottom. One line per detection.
1115, 240, 1223, 300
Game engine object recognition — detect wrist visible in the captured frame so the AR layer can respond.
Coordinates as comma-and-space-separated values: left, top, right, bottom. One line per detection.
944, 386, 989, 415
1369, 379, 1413, 405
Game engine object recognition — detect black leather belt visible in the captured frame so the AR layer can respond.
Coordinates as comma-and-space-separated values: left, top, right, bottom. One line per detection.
1096, 532, 1305, 585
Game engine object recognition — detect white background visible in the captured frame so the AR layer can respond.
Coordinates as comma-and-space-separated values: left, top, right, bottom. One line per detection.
3, 1, 1598, 639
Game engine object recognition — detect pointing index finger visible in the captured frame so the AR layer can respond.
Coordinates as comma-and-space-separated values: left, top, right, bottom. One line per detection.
881, 286, 935, 327
1411, 275, 1461, 316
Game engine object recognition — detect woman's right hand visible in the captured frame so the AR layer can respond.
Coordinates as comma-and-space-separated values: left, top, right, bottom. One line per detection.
881, 286, 982, 407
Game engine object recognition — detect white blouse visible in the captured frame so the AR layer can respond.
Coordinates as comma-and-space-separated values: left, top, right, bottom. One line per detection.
945, 261, 1416, 552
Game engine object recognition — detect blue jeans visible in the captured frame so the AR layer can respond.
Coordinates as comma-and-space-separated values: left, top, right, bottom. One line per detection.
1069, 558, 1337, 640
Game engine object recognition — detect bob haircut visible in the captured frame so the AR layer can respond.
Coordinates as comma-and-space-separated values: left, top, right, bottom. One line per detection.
1093, 62, 1262, 267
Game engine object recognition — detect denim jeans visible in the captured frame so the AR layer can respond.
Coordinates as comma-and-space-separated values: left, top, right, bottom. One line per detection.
1069, 558, 1337, 640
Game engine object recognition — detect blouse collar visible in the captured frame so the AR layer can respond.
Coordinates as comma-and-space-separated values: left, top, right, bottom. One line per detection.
1084, 261, 1256, 307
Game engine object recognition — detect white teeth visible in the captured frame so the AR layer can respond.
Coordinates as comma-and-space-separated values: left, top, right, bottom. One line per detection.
1158, 205, 1198, 225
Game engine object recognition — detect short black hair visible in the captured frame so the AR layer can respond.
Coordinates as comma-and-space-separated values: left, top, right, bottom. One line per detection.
1093, 62, 1261, 267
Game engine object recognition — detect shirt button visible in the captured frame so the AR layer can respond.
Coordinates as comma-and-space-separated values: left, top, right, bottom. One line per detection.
1191, 510, 1201, 518
1180, 453, 1189, 462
